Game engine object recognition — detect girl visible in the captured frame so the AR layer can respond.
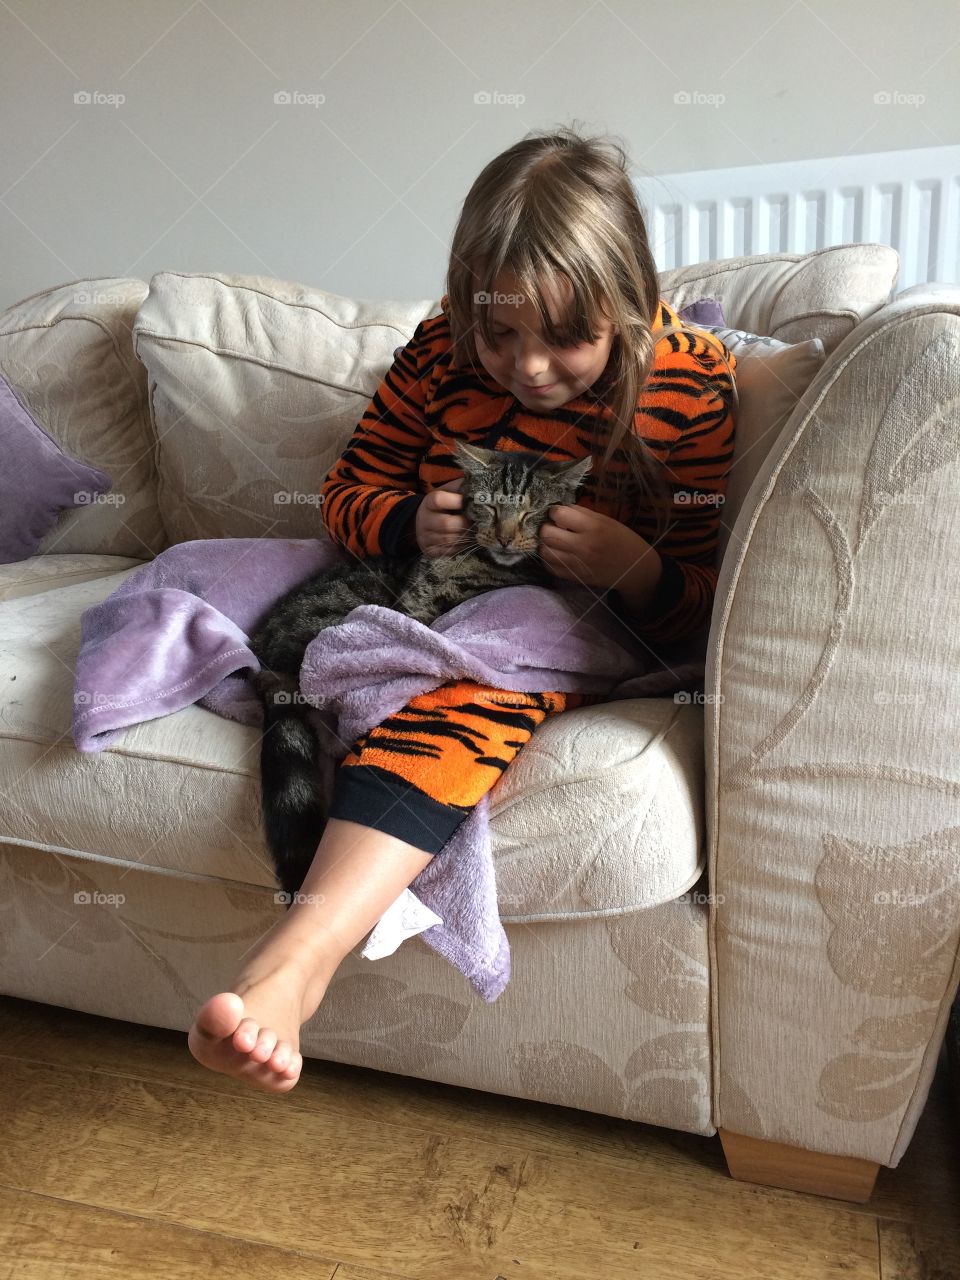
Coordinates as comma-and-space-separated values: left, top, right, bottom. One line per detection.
188, 124, 737, 1092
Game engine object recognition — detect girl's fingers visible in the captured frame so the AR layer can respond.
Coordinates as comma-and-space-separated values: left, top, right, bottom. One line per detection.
427, 513, 468, 534
430, 489, 463, 511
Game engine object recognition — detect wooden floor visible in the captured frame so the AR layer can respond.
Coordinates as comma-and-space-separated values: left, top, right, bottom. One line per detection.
2, 994, 959, 1280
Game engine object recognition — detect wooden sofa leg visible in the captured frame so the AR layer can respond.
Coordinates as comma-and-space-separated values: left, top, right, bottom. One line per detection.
719, 1128, 880, 1203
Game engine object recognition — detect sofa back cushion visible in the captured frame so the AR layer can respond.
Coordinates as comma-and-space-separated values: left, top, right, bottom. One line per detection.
660, 243, 898, 564
132, 272, 439, 545
659, 242, 899, 357
0, 278, 167, 559
700, 326, 826, 569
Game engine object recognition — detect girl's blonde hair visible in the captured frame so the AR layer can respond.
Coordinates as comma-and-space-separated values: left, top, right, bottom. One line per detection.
444, 122, 738, 543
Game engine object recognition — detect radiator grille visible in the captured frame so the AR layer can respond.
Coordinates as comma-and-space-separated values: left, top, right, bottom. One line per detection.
640, 145, 960, 291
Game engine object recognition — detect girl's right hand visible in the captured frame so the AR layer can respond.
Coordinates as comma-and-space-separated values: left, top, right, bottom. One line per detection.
415, 476, 470, 557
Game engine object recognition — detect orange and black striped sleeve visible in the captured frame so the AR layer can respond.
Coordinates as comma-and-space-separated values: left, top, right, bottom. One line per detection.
618, 327, 737, 646
320, 317, 437, 558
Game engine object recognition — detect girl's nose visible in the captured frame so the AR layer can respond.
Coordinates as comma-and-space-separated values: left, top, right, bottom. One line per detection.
514, 353, 551, 379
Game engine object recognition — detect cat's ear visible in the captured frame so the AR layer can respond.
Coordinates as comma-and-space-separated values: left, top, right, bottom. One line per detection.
454, 439, 496, 471
552, 454, 593, 491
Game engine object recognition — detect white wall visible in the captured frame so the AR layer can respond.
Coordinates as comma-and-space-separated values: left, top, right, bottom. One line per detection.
1, 0, 957, 310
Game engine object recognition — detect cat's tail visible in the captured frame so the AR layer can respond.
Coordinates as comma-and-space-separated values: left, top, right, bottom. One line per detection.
253, 668, 331, 906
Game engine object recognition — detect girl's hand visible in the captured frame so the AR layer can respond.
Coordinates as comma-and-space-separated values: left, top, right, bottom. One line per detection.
539, 503, 654, 592
415, 477, 470, 557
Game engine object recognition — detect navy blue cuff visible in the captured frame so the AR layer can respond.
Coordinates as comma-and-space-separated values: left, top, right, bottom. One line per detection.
328, 763, 469, 855
378, 493, 424, 555
644, 552, 686, 619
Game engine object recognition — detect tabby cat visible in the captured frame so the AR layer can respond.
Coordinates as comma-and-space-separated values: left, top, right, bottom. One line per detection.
249, 437, 592, 901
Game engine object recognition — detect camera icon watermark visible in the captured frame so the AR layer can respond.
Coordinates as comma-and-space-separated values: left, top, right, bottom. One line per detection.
74, 689, 114, 707
274, 491, 324, 506
874, 889, 924, 906
675, 489, 724, 505
74, 490, 125, 506
274, 890, 327, 906
473, 690, 534, 706
74, 90, 125, 108
673, 89, 725, 108
271, 690, 313, 706
873, 89, 925, 107
274, 89, 326, 107
73, 289, 125, 306
74, 889, 126, 906
473, 489, 529, 506
673, 690, 724, 705
675, 889, 725, 906
473, 289, 525, 307
473, 89, 526, 107
872, 688, 926, 706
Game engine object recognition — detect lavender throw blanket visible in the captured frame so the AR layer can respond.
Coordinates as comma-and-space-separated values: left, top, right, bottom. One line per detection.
73, 538, 705, 1001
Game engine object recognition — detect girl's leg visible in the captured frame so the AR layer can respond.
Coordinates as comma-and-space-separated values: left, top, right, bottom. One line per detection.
187, 817, 436, 1093
188, 680, 602, 1092
328, 681, 602, 851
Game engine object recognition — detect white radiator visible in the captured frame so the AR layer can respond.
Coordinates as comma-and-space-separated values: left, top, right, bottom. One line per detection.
641, 144, 960, 292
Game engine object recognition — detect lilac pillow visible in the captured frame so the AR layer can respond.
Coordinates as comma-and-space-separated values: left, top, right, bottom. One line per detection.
0, 371, 113, 565
678, 297, 726, 327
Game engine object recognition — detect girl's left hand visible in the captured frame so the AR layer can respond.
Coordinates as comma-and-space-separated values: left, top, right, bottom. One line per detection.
538, 503, 651, 592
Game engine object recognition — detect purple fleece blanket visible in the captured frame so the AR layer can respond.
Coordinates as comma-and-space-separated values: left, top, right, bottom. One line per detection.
72, 537, 706, 1001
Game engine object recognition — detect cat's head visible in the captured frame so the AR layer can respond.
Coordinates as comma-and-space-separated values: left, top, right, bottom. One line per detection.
452, 439, 592, 567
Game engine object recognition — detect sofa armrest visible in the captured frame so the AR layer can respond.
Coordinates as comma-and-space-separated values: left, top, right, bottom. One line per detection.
704, 285, 960, 1168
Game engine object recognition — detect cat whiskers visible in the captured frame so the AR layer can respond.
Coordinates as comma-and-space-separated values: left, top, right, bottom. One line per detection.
530, 548, 564, 578
449, 536, 481, 565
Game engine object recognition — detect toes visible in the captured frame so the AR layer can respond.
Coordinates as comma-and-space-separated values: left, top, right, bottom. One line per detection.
193, 992, 244, 1040
188, 987, 303, 1092
249, 1028, 279, 1064
232, 1017, 261, 1053
269, 1040, 293, 1072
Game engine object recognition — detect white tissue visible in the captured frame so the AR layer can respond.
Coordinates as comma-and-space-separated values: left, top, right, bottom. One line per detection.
360, 888, 443, 960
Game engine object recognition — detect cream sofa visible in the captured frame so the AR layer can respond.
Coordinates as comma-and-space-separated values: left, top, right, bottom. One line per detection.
2, 245, 958, 1204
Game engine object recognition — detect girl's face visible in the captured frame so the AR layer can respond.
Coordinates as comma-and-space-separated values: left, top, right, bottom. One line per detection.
474, 270, 616, 410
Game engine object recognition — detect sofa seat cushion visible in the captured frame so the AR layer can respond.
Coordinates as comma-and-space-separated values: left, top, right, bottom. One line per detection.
0, 573, 706, 918
0, 554, 147, 603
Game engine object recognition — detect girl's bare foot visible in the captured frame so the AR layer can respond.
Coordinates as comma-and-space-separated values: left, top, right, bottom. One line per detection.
187, 818, 436, 1093
187, 949, 334, 1094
